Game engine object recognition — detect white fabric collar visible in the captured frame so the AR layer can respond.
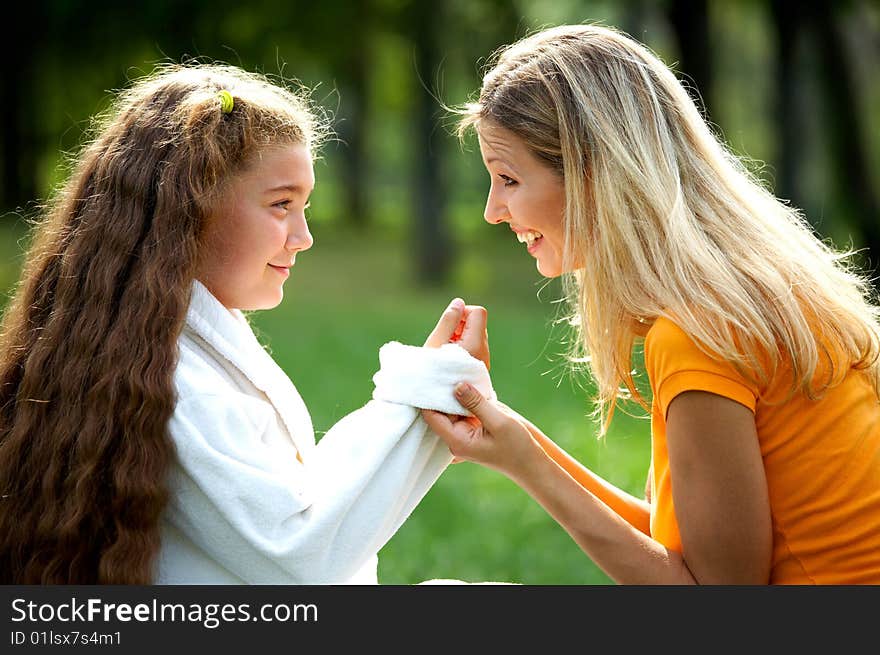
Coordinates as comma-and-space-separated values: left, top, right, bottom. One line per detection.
183, 280, 315, 456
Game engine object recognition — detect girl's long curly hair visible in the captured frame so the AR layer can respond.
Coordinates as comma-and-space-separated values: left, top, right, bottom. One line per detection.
0, 63, 324, 583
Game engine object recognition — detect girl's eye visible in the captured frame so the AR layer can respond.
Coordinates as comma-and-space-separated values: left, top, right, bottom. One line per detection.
499, 174, 518, 187
273, 200, 291, 210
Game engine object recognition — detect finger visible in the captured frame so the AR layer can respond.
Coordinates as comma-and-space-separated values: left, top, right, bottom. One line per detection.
420, 409, 454, 433
449, 311, 467, 343
421, 409, 472, 459
459, 305, 489, 369
454, 383, 507, 432
423, 298, 466, 348
461, 305, 487, 338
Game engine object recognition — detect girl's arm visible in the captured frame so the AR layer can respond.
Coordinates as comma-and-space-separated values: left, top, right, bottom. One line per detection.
423, 384, 772, 585
164, 300, 492, 584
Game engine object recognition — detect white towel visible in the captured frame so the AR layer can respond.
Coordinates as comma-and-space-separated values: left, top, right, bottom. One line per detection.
371, 341, 496, 416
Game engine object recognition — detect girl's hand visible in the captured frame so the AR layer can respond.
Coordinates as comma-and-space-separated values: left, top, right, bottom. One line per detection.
421, 383, 539, 479
423, 298, 490, 370
454, 305, 490, 370
423, 298, 466, 348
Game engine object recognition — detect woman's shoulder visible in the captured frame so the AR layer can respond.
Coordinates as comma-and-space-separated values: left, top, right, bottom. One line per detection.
643, 315, 762, 413
643, 314, 752, 379
644, 316, 697, 356
645, 315, 754, 364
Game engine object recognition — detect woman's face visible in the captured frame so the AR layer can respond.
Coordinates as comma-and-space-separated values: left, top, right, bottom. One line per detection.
198, 143, 314, 310
477, 123, 567, 278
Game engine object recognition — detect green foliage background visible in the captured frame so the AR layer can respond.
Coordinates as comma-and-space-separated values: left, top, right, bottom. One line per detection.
1, 0, 877, 584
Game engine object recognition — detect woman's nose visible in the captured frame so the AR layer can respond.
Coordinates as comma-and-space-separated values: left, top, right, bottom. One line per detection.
484, 193, 509, 225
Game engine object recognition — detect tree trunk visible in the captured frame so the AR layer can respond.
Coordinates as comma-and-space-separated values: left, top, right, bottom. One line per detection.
770, 0, 810, 219
809, 2, 880, 281
411, 2, 450, 286
1, 4, 39, 217
338, 0, 370, 229
667, 0, 713, 121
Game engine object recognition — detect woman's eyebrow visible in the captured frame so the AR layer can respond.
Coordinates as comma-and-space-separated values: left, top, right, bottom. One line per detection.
485, 156, 520, 174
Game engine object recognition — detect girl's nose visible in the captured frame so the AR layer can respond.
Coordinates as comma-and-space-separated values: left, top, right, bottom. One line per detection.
286, 222, 313, 253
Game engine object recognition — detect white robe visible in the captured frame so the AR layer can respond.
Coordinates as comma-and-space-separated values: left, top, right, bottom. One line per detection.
155, 281, 494, 584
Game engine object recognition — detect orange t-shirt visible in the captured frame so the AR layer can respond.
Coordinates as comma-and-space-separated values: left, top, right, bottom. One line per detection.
644, 316, 880, 584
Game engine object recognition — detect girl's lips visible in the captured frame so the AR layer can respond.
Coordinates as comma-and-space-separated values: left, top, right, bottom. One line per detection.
268, 264, 290, 277
527, 236, 544, 254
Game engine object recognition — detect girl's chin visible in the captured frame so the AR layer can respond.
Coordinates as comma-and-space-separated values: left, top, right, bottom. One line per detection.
234, 289, 285, 311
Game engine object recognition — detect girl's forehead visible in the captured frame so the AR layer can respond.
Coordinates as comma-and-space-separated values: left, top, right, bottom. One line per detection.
242, 143, 313, 176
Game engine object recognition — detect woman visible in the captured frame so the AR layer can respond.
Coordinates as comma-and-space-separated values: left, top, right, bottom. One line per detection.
424, 24, 880, 584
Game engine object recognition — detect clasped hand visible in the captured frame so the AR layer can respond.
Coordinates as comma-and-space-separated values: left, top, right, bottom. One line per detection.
422, 298, 538, 477
422, 297, 490, 368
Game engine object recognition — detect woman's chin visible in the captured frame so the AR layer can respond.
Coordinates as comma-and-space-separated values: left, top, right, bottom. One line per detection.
536, 259, 563, 279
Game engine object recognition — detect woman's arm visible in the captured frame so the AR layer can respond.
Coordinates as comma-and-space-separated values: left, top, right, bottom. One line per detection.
423, 384, 772, 584
504, 410, 651, 535
664, 390, 772, 584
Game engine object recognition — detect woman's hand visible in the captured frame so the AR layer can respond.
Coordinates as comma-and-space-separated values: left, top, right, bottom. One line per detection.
423, 298, 490, 370
421, 383, 539, 479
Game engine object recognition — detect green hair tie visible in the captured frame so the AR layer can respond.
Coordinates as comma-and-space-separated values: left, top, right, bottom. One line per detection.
217, 90, 234, 114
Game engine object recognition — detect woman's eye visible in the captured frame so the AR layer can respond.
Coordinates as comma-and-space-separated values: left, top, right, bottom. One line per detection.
499, 174, 518, 187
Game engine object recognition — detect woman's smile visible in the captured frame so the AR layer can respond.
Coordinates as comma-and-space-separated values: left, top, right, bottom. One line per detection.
513, 228, 545, 254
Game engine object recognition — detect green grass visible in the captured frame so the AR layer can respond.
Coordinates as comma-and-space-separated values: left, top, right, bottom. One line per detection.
0, 218, 652, 584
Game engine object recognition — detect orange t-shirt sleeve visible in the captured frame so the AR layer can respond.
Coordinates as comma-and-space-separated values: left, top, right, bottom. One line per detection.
645, 317, 759, 417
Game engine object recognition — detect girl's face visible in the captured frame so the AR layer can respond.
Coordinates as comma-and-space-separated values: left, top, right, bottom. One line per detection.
198, 143, 314, 310
477, 123, 567, 278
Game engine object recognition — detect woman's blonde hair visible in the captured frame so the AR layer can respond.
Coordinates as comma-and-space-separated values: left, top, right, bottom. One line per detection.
458, 24, 880, 434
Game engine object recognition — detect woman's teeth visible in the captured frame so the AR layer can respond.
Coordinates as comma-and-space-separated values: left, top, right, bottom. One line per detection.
516, 231, 543, 247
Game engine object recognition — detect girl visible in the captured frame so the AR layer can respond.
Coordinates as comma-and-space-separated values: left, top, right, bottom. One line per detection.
424, 24, 880, 584
0, 63, 494, 584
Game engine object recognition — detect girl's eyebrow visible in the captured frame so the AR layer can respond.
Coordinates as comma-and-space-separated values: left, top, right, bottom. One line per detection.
264, 184, 312, 194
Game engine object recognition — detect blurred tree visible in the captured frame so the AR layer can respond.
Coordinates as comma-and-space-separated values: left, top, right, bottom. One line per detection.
404, 0, 522, 285
770, 0, 809, 215
811, 1, 880, 280
666, 0, 714, 120
771, 0, 880, 280
409, 0, 452, 285
2, 2, 44, 214
3, 0, 877, 288
336, 1, 371, 231
292, 0, 374, 230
